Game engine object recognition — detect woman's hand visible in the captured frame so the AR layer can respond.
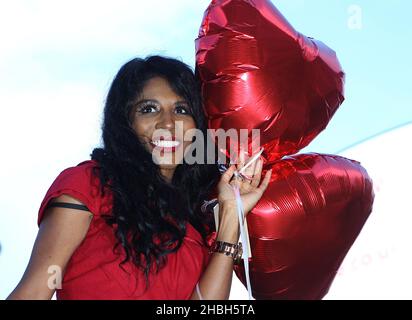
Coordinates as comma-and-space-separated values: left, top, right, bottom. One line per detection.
217, 156, 272, 216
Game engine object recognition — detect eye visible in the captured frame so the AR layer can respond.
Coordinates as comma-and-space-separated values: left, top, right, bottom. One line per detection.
137, 102, 159, 114
175, 104, 191, 115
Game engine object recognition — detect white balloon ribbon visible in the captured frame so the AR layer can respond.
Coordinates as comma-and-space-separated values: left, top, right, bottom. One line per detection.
232, 147, 264, 300
232, 183, 253, 300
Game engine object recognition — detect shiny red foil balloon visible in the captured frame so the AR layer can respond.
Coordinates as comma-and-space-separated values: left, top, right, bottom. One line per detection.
195, 0, 345, 162
233, 154, 374, 300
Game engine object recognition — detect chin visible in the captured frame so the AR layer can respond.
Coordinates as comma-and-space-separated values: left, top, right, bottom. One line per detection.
156, 158, 184, 168
153, 153, 184, 167
158, 163, 178, 169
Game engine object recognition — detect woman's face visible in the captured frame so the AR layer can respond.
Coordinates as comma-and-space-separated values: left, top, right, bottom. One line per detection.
130, 76, 197, 181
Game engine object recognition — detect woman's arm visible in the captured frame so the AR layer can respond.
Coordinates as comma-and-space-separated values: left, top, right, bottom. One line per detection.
191, 160, 271, 300
190, 203, 239, 300
6, 195, 93, 300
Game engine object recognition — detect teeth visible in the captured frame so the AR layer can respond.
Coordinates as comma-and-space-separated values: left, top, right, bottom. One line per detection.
152, 140, 180, 147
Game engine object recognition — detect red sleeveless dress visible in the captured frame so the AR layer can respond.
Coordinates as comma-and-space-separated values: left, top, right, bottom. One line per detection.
37, 160, 216, 300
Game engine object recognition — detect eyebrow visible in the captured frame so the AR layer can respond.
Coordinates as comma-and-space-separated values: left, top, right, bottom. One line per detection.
135, 99, 189, 105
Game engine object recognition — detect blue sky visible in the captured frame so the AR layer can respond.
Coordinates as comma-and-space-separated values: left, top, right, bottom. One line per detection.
280, 0, 412, 153
0, 0, 410, 157
2, 0, 410, 160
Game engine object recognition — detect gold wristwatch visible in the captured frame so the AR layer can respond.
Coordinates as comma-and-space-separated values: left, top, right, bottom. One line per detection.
209, 241, 243, 265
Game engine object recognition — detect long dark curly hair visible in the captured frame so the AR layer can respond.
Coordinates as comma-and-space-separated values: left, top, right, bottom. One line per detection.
90, 56, 220, 291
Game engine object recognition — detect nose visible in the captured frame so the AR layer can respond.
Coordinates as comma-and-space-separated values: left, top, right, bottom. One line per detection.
155, 110, 175, 131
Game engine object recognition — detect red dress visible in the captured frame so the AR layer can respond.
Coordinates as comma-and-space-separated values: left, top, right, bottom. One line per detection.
37, 160, 216, 300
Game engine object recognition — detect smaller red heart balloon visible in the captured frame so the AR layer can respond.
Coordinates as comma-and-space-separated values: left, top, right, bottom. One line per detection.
196, 0, 345, 162
233, 153, 374, 300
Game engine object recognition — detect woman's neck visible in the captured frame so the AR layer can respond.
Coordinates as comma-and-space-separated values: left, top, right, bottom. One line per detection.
160, 168, 175, 183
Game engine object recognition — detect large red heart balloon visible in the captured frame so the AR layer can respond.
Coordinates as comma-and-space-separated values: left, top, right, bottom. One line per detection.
195, 0, 345, 162
233, 154, 374, 299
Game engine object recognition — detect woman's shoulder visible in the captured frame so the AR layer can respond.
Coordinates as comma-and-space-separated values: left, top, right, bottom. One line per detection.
50, 160, 102, 196
59, 159, 100, 177
37, 159, 110, 226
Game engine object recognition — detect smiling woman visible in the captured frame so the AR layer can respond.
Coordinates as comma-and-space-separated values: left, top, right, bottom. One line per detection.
130, 76, 197, 182
6, 55, 271, 300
